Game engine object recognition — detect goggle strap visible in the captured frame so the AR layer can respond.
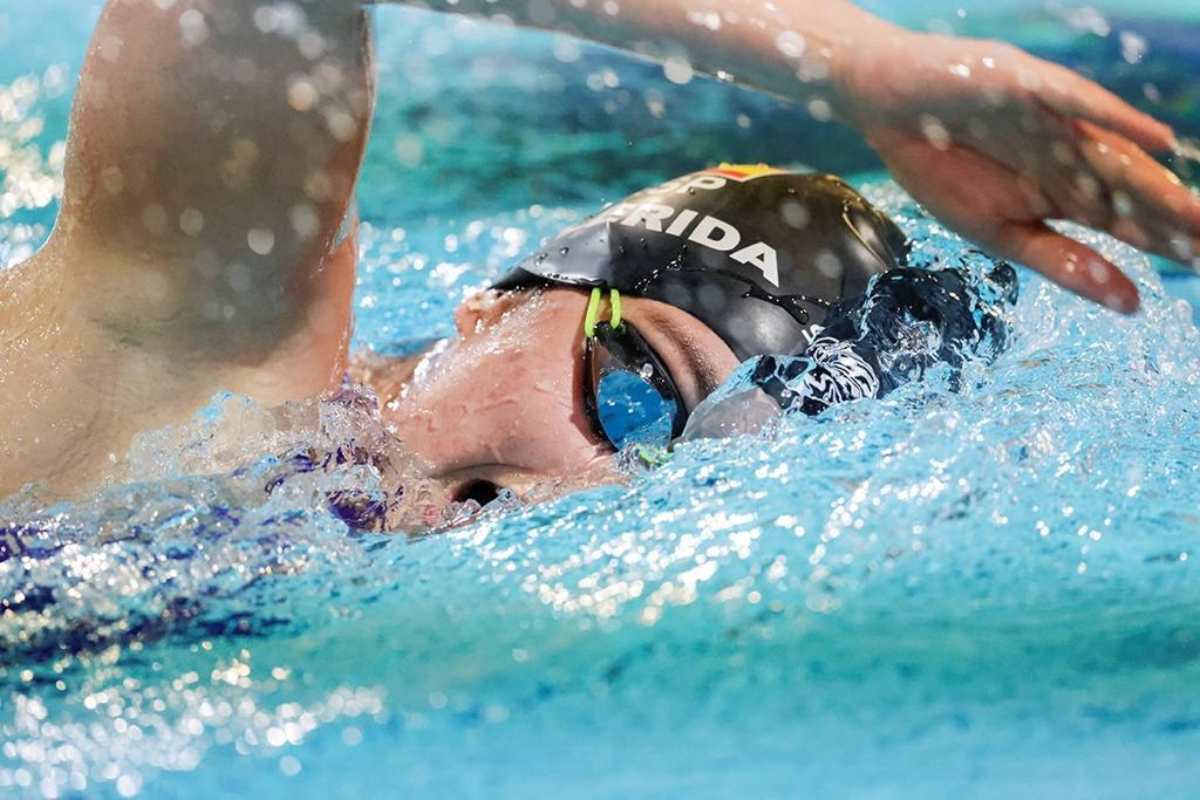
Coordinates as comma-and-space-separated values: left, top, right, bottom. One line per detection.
584, 287, 601, 338
583, 287, 622, 338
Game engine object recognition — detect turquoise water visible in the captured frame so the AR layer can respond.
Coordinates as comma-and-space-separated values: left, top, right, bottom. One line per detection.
3, 2, 1200, 798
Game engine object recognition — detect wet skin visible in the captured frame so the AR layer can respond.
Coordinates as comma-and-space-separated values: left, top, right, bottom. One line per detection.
353, 287, 740, 504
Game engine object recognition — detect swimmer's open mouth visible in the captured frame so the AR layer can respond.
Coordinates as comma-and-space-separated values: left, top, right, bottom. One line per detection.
451, 479, 502, 507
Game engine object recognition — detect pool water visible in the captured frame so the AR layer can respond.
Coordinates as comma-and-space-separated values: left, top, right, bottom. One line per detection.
3, 2, 1200, 798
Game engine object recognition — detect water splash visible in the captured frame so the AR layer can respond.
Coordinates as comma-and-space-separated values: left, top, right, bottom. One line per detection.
3, 179, 1200, 796
3, 4, 1200, 795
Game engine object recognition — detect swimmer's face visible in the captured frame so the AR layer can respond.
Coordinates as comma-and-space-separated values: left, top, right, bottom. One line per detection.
384, 288, 740, 502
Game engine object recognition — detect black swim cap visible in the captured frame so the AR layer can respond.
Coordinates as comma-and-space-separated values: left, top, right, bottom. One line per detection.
493, 165, 910, 360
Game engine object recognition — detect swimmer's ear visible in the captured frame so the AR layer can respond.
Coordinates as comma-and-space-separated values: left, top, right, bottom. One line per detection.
454, 289, 519, 334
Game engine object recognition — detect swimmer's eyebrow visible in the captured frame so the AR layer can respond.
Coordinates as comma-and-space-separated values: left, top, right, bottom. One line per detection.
676, 339, 724, 399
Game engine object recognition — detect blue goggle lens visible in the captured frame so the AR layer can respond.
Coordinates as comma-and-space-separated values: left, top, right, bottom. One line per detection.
595, 369, 676, 451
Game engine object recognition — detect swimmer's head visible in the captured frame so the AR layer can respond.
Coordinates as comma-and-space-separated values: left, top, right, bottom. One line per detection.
494, 165, 908, 360
383, 167, 908, 502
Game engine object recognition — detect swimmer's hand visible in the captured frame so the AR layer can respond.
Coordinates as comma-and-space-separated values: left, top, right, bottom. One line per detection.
841, 32, 1199, 313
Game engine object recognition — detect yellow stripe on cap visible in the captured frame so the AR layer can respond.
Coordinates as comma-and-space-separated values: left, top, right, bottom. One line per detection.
708, 163, 788, 181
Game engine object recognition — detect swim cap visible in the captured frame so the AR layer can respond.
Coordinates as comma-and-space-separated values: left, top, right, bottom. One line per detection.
493, 165, 910, 360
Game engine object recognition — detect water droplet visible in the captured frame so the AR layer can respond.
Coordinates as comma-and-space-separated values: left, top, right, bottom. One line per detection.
141, 204, 167, 235
180, 208, 205, 237
663, 57, 694, 85
248, 228, 276, 256
807, 98, 832, 122
775, 30, 806, 59
919, 114, 952, 151
1120, 31, 1148, 64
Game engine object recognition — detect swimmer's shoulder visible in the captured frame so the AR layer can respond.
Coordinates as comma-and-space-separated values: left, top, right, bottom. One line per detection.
0, 247, 72, 340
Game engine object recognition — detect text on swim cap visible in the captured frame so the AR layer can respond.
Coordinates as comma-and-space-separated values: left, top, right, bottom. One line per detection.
654, 174, 729, 193
604, 202, 780, 287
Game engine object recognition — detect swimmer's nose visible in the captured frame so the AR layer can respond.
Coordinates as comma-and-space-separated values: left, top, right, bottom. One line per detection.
453, 290, 519, 335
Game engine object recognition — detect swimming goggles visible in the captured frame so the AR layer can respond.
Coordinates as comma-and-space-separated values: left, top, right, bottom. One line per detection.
582, 287, 687, 453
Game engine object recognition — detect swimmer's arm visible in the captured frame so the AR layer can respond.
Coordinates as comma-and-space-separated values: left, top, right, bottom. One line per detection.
56, 1, 373, 397
367, 0, 891, 118
1, 3, 378, 496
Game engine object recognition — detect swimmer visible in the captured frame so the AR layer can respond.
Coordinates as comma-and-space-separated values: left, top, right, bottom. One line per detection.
2, 0, 1199, 506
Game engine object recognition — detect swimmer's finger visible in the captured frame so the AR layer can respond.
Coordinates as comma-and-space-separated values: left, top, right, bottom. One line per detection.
992, 221, 1140, 313
872, 127, 1140, 311
1034, 59, 1176, 153
1074, 123, 1200, 241
1048, 123, 1200, 267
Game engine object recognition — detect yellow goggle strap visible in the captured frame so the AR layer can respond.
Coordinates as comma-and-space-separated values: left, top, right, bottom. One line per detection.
583, 287, 622, 338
